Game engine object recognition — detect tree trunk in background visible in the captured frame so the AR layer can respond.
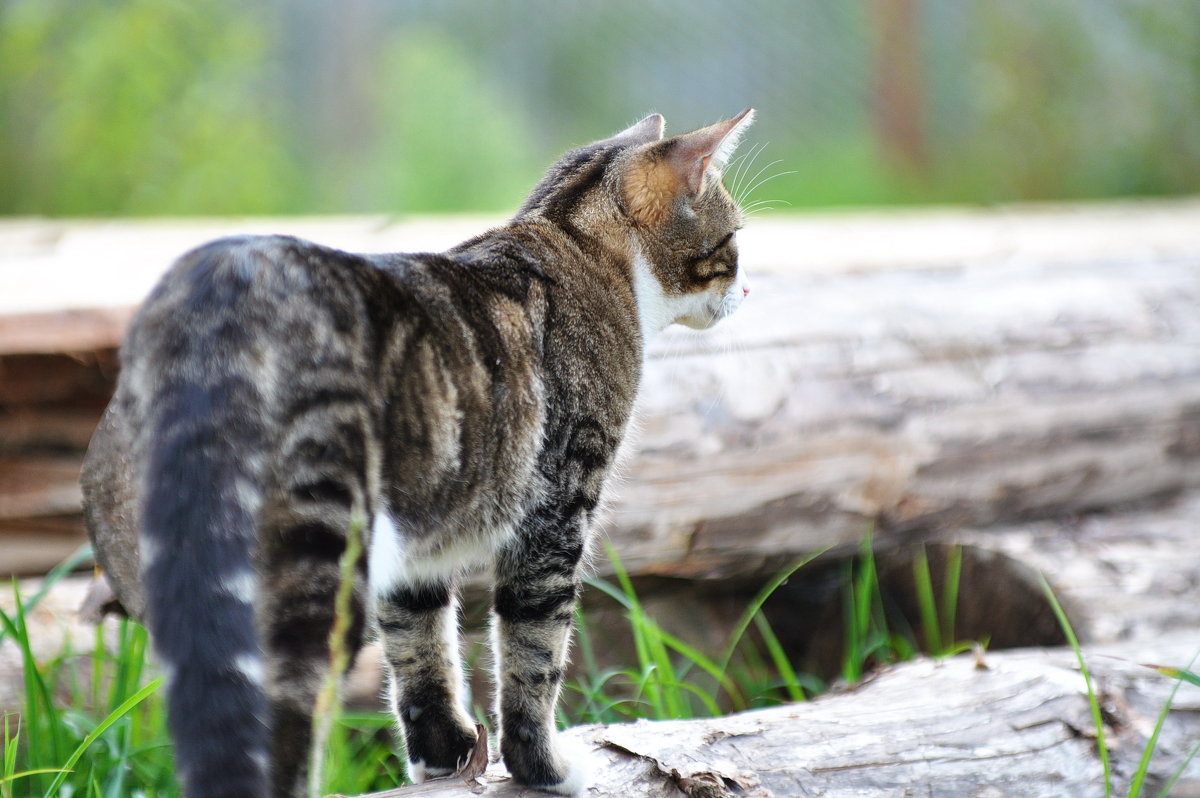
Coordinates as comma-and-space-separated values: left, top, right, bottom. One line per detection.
872, 0, 927, 176
1, 204, 1199, 580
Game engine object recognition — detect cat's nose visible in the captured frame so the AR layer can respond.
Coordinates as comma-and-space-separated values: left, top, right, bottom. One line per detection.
742, 286, 750, 298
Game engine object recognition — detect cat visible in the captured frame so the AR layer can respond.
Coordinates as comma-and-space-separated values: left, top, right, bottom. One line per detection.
80, 108, 755, 798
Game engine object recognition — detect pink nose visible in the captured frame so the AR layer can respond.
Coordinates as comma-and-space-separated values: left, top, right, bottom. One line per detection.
742, 286, 750, 298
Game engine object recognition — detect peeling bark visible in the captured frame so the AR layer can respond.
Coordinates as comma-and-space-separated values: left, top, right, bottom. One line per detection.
335, 646, 1200, 797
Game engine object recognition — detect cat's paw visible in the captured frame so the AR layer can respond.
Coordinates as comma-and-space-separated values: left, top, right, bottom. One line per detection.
503, 731, 591, 795
402, 706, 478, 782
406, 759, 454, 784
536, 736, 591, 796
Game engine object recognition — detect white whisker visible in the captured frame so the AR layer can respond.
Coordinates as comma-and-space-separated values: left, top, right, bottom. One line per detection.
730, 142, 769, 205
742, 169, 799, 204
742, 198, 792, 211
739, 159, 785, 202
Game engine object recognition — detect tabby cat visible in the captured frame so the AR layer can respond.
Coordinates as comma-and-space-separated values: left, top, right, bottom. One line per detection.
80, 109, 755, 798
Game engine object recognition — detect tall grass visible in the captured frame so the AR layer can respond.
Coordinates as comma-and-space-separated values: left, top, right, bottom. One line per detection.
27, 542, 1188, 796
1, 582, 172, 798
0, 549, 399, 798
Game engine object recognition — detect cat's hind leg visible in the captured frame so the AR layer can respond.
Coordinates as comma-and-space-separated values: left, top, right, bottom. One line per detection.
258, 406, 375, 798
375, 572, 479, 781
492, 509, 590, 795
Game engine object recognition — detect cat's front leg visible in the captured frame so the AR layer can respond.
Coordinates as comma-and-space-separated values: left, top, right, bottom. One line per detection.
493, 516, 589, 795
376, 580, 479, 782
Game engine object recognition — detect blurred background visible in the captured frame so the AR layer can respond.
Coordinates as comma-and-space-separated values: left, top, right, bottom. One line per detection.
2, 0, 1198, 217
4, 3, 1200, 793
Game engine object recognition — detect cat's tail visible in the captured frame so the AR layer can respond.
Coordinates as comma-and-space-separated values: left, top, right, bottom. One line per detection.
132, 241, 274, 798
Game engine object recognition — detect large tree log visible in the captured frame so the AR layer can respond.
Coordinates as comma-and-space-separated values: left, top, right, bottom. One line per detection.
342, 645, 1200, 798
3, 202, 1199, 579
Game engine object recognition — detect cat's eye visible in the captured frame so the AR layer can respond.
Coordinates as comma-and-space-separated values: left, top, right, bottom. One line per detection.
702, 232, 735, 260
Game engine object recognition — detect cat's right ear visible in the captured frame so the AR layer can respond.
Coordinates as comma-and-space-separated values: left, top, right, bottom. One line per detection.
608, 113, 666, 146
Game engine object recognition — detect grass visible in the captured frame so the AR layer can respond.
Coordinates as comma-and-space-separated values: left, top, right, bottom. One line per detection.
1, 581, 172, 798
1040, 574, 1200, 798
0, 547, 398, 798
8, 543, 1194, 796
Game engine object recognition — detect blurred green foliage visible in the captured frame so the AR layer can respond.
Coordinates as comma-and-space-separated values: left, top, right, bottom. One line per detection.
0, 0, 301, 214
0, 0, 1197, 217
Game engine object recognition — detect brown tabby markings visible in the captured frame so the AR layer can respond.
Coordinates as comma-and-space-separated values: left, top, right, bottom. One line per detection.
80, 109, 755, 798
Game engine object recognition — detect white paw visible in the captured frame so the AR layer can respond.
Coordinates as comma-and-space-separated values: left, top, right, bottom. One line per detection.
407, 758, 454, 784
537, 736, 592, 796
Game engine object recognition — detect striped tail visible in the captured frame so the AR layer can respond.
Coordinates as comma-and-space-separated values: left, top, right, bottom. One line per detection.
136, 248, 273, 798
141, 374, 271, 798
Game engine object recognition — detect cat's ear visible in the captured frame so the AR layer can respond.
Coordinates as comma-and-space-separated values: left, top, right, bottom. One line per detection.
608, 113, 666, 146
666, 108, 756, 196
623, 109, 755, 226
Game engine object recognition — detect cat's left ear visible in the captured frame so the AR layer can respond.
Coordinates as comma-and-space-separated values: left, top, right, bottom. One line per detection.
667, 108, 756, 196
608, 113, 666, 145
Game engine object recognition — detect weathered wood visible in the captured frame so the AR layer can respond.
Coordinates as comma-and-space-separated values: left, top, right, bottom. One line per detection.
0, 516, 87, 576
0, 310, 132, 357
0, 457, 83, 517
6, 579, 1199, 795
3, 202, 1200, 579
0, 351, 118, 406
615, 250, 1200, 581
337, 646, 1200, 798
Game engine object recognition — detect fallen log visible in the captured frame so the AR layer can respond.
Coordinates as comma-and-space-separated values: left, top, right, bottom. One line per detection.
340, 645, 1200, 798
3, 202, 1200, 581
7, 203, 1198, 578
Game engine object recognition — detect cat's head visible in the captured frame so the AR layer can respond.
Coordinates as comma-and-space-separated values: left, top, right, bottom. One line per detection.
517, 109, 756, 337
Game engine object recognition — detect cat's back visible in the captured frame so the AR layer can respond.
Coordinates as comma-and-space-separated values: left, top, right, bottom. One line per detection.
127, 235, 393, 352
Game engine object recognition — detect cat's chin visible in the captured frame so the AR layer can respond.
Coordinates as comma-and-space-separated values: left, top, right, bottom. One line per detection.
677, 311, 730, 330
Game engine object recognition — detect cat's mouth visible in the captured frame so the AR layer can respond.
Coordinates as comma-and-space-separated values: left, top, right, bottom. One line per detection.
678, 280, 748, 329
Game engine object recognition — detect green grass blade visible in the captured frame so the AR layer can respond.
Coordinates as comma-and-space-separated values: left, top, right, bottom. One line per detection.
1, 586, 68, 774
843, 536, 883, 683
1040, 574, 1110, 798
309, 514, 365, 798
717, 550, 824, 677
641, 679, 722, 716
603, 543, 666, 717
40, 678, 162, 798
1141, 664, 1200, 688
1131, 649, 1200, 798
841, 558, 862, 684
912, 546, 942, 655
941, 546, 962, 649
0, 545, 94, 646
1, 769, 67, 786
1128, 677, 1183, 798
1156, 736, 1200, 798
752, 612, 806, 702
656, 627, 745, 711
582, 575, 635, 611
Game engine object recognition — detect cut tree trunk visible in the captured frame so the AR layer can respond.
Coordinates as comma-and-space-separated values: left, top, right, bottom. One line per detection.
3, 203, 1199, 579
338, 645, 1200, 798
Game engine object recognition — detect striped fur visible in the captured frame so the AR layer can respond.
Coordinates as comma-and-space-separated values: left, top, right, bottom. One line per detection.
80, 110, 755, 797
